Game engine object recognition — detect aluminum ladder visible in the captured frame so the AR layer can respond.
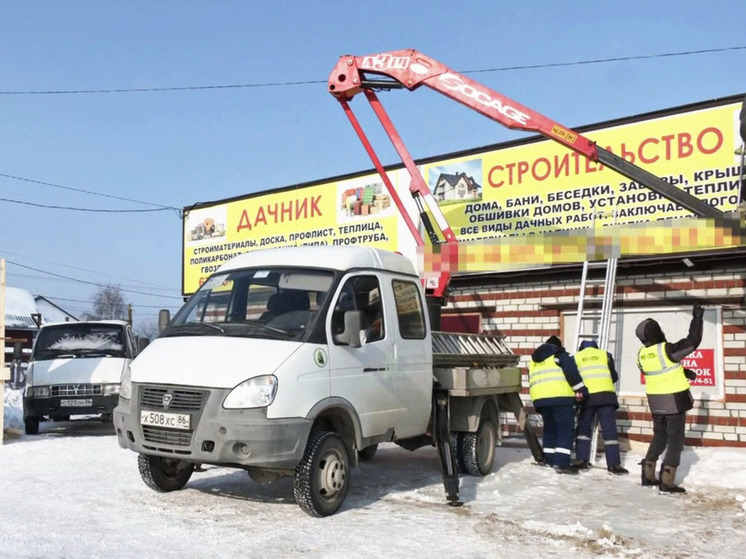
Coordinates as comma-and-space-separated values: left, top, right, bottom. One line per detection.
572, 211, 618, 465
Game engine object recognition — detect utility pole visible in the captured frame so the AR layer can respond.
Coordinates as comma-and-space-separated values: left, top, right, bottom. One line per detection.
1, 259, 10, 443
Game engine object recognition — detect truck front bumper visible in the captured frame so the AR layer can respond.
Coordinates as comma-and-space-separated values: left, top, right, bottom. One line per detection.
24, 394, 119, 419
114, 383, 312, 469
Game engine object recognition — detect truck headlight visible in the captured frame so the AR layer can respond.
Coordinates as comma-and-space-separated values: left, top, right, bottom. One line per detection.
119, 369, 132, 401
29, 386, 50, 398
103, 384, 121, 396
223, 375, 278, 409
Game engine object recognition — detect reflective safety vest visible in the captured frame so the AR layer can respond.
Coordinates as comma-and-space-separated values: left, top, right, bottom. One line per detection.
636, 342, 690, 395
528, 356, 574, 401
574, 347, 615, 394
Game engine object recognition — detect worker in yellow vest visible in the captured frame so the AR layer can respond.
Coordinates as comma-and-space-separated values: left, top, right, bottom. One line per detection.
573, 340, 628, 475
529, 335, 588, 474
635, 305, 704, 493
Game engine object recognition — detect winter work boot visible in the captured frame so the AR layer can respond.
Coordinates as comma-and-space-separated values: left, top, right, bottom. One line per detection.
659, 465, 686, 494
607, 464, 629, 475
640, 460, 659, 487
574, 460, 590, 472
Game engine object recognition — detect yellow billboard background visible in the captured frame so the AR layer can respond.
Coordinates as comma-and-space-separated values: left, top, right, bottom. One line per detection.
428, 102, 742, 239
183, 98, 744, 295
183, 173, 400, 294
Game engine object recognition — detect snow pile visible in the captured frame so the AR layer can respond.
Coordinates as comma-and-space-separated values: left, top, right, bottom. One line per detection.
2, 388, 746, 558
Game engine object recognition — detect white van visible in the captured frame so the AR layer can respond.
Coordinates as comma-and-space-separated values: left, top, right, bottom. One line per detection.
23, 320, 144, 435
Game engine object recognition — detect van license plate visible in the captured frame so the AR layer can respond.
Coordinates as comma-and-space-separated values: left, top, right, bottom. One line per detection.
140, 411, 191, 430
60, 399, 92, 407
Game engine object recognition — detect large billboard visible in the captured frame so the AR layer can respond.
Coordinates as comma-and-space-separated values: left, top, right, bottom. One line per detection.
182, 95, 745, 295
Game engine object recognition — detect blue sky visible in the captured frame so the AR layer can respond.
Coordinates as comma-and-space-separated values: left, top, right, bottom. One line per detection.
1, 1, 745, 329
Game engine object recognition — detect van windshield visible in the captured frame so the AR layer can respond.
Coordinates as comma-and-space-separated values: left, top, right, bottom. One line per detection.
33, 323, 126, 361
165, 267, 335, 341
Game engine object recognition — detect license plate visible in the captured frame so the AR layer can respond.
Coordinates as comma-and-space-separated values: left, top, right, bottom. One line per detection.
140, 410, 191, 430
60, 398, 92, 407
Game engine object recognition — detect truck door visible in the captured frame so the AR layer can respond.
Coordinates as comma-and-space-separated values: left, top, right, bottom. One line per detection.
389, 278, 433, 438
327, 274, 396, 438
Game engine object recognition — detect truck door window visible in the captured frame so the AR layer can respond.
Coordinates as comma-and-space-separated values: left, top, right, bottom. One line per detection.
392, 280, 426, 339
332, 275, 385, 344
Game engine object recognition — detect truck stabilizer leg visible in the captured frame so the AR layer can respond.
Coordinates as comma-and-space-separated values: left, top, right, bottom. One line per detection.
433, 390, 463, 507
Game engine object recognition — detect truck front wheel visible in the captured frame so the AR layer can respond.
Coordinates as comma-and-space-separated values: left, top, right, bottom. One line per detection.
461, 416, 497, 476
294, 431, 350, 517
137, 454, 195, 492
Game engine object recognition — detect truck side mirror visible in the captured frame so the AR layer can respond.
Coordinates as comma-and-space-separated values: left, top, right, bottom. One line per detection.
13, 342, 23, 361
333, 310, 365, 348
158, 309, 171, 333
740, 94, 746, 144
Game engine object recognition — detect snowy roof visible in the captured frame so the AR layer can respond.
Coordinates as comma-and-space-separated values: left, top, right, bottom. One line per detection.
34, 296, 79, 324
2, 287, 39, 329
2, 287, 78, 329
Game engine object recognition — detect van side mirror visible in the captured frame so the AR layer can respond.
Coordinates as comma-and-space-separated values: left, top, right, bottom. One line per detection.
136, 336, 150, 353
158, 309, 171, 333
13, 342, 23, 361
333, 310, 365, 348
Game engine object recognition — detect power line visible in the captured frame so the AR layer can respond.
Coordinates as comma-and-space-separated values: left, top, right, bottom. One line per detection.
0, 249, 175, 291
461, 45, 746, 73
0, 196, 174, 213
5, 259, 183, 300
0, 46, 743, 95
0, 172, 181, 214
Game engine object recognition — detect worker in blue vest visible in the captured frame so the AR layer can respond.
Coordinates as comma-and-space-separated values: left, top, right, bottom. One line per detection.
573, 340, 629, 475
636, 305, 704, 493
529, 335, 588, 474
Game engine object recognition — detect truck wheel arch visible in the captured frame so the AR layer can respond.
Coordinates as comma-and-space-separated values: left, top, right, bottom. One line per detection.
449, 395, 500, 433
305, 397, 363, 466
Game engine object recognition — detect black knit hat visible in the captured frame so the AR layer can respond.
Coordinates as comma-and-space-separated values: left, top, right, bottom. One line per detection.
635, 318, 665, 344
545, 335, 562, 347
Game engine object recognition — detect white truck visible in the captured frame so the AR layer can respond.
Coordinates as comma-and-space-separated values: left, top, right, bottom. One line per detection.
24, 320, 143, 434
114, 245, 540, 516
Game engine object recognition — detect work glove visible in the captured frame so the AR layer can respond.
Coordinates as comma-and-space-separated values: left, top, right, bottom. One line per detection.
684, 368, 697, 381
575, 386, 589, 404
693, 304, 704, 320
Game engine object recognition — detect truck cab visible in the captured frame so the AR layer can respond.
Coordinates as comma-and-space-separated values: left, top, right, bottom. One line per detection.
23, 320, 141, 434
114, 246, 434, 516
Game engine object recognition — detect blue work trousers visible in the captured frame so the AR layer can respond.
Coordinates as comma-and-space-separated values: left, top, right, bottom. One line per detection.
539, 405, 575, 467
575, 404, 621, 467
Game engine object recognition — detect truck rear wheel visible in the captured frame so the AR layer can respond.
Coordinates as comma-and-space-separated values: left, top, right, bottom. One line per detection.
294, 431, 350, 517
137, 454, 195, 492
24, 417, 40, 435
450, 433, 467, 474
461, 416, 497, 476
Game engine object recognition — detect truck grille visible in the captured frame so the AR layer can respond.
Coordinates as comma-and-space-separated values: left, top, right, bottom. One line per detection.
140, 387, 206, 411
139, 386, 208, 450
142, 426, 193, 447
52, 384, 102, 397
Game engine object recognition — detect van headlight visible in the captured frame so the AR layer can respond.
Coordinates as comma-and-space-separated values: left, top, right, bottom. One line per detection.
223, 375, 277, 409
103, 384, 121, 396
119, 369, 132, 401
28, 386, 50, 398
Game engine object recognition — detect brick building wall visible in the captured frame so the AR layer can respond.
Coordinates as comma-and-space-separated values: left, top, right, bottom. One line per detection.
444, 252, 746, 447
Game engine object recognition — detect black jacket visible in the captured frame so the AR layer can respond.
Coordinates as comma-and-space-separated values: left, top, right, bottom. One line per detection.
530, 341, 585, 409
636, 314, 703, 414
577, 340, 619, 409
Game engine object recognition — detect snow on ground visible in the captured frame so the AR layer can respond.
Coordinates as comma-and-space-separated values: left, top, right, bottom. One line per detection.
3, 387, 746, 559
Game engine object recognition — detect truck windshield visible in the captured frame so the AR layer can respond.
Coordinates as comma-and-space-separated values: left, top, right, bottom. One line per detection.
166, 267, 335, 341
33, 323, 126, 361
